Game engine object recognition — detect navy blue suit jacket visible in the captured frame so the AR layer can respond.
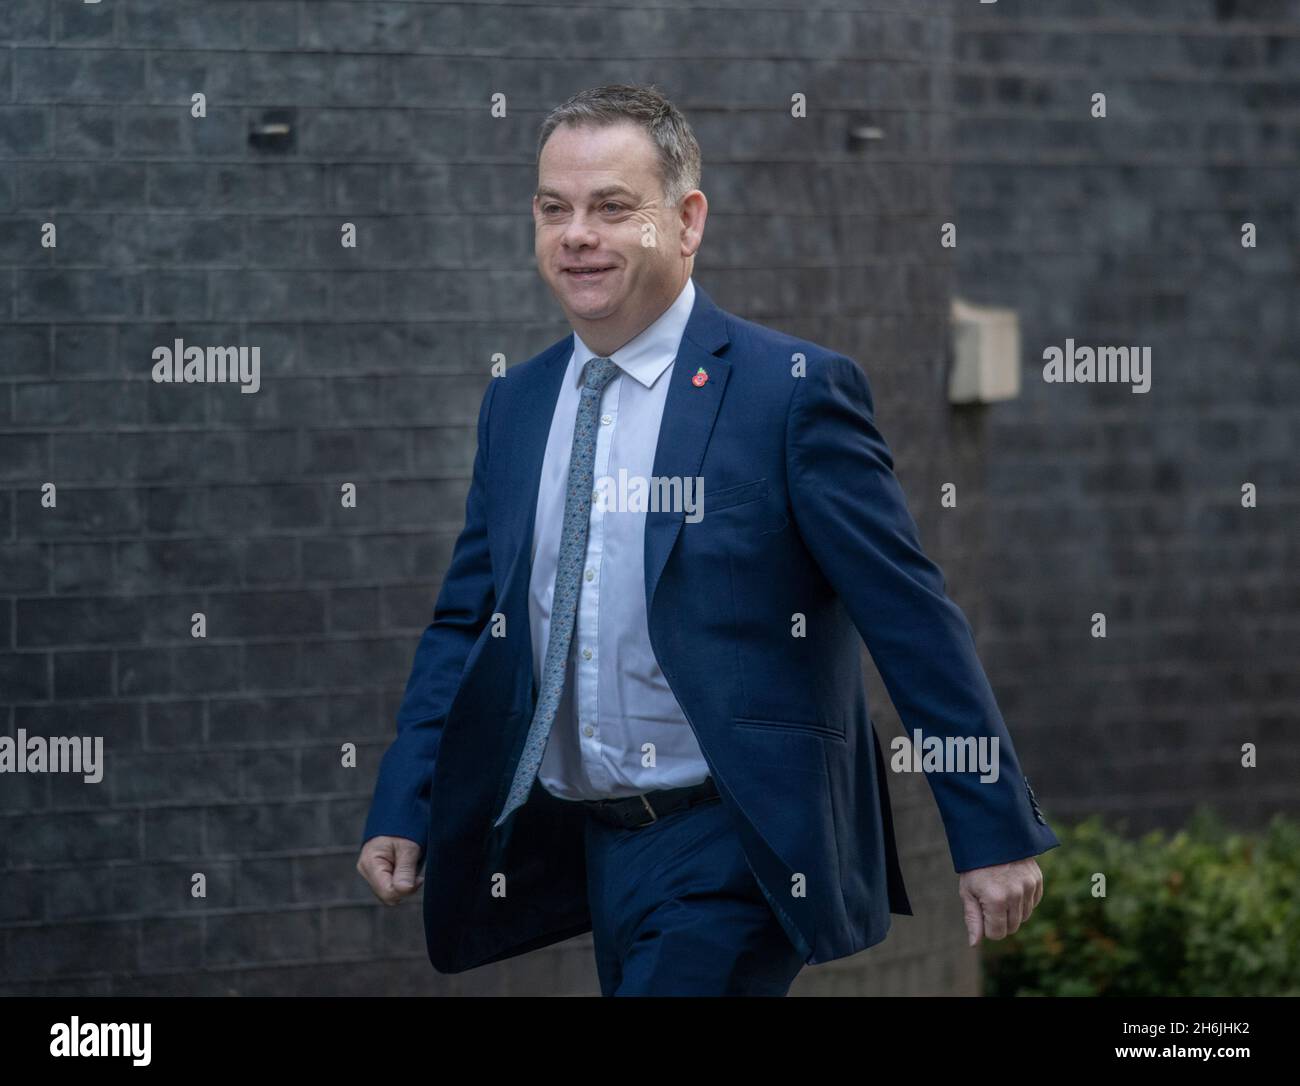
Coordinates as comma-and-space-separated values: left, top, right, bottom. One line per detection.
362, 282, 1060, 971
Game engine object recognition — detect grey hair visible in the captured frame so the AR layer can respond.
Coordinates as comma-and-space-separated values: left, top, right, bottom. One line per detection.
536, 83, 702, 208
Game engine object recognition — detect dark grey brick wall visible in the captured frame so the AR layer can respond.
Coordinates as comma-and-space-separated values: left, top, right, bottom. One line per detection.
1, 0, 984, 995
953, 0, 1300, 831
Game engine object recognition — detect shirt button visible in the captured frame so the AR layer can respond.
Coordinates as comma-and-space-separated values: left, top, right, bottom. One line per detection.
592, 489, 599, 501
582, 648, 592, 660
583, 726, 594, 737
585, 569, 594, 581
601, 414, 612, 424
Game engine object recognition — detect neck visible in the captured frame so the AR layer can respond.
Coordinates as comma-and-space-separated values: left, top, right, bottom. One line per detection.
574, 271, 689, 357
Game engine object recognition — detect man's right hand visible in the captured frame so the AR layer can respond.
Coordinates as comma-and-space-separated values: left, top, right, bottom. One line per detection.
357, 835, 425, 905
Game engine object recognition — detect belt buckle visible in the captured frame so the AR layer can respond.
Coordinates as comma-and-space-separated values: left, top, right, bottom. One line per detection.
632, 793, 658, 829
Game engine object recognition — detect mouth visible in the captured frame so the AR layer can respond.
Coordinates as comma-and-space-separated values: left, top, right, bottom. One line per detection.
563, 265, 616, 281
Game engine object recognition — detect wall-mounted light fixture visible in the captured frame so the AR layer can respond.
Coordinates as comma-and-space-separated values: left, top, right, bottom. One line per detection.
846, 122, 886, 152
249, 109, 296, 152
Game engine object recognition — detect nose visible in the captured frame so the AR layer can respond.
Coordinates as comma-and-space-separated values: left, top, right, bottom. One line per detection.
558, 210, 600, 249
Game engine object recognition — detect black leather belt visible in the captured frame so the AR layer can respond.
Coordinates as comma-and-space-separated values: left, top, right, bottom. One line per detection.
582, 776, 720, 830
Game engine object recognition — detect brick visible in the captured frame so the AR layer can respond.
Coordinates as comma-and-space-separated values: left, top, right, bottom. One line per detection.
15, 48, 146, 103
209, 270, 331, 319
52, 323, 118, 377
143, 270, 208, 319
113, 751, 243, 805
0, 107, 48, 155
45, 647, 114, 700
0, 165, 14, 210
49, 432, 118, 481
243, 52, 388, 107
119, 106, 244, 158
239, 539, 299, 585
217, 165, 327, 213
0, 326, 49, 380
243, 217, 303, 267
142, 379, 211, 426
237, 642, 300, 691
200, 589, 324, 639
53, 0, 114, 43
209, 695, 327, 745
15, 486, 143, 539
299, 744, 359, 797
314, 636, 406, 688
146, 52, 247, 102
320, 905, 375, 958
236, 748, 298, 800
205, 801, 330, 855
141, 806, 202, 860
302, 426, 405, 475
31, 214, 114, 266
331, 163, 386, 210
205, 483, 324, 532
52, 105, 115, 155
246, 3, 299, 49
143, 486, 205, 534
120, 0, 245, 48
170, 644, 241, 695
324, 796, 370, 847
327, 587, 380, 634
243, 431, 297, 480
7, 920, 136, 979
0, 1, 52, 43
115, 536, 243, 591
0, 651, 48, 700
138, 917, 203, 972
0, 542, 47, 592
144, 700, 206, 749
295, 853, 374, 905
16, 595, 143, 647
0, 433, 46, 479
4, 810, 138, 866
16, 269, 144, 318
234, 857, 297, 908
147, 163, 214, 208
107, 641, 177, 702
0, 871, 42, 922
204, 909, 321, 966
49, 541, 115, 594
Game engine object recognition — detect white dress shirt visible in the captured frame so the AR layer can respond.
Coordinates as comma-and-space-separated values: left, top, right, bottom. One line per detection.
528, 276, 711, 800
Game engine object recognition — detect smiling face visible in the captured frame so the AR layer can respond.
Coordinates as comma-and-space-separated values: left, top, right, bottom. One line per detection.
534, 120, 706, 356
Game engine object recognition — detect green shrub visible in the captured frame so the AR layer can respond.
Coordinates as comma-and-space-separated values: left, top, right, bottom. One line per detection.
982, 808, 1300, 996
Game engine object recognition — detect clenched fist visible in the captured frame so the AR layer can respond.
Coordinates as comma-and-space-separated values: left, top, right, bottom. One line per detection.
357, 835, 425, 905
958, 856, 1044, 945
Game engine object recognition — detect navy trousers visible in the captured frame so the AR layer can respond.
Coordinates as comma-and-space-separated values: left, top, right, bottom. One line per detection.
583, 794, 807, 996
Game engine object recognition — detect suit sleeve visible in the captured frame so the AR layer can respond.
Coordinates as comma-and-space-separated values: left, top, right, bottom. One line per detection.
785, 355, 1060, 873
361, 376, 500, 852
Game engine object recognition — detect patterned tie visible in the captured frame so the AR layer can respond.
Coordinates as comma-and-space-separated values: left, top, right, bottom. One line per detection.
493, 355, 621, 827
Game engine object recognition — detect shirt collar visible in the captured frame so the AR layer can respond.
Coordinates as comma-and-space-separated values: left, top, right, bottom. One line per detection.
570, 276, 696, 389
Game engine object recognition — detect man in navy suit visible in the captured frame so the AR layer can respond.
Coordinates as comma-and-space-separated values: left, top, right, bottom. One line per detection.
357, 84, 1060, 995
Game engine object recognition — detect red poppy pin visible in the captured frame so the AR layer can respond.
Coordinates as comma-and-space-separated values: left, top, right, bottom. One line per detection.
691, 366, 709, 388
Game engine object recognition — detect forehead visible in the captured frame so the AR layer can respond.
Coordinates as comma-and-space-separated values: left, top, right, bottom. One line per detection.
537, 120, 659, 193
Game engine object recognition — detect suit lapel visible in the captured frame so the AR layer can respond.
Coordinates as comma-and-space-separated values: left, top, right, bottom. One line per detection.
644, 285, 731, 615
498, 335, 571, 602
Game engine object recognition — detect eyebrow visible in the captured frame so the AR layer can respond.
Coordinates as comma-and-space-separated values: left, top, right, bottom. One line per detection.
535, 185, 636, 203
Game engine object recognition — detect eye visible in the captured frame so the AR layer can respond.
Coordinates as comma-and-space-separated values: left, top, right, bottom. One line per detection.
601, 202, 623, 213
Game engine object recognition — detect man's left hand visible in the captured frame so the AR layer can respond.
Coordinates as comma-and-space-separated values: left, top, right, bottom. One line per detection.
958, 857, 1044, 946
